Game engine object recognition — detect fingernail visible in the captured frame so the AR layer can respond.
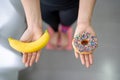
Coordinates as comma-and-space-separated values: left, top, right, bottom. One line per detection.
75, 56, 77, 59
30, 63, 32, 67
81, 62, 85, 65
82, 63, 85, 65
25, 64, 28, 67
23, 60, 25, 63
76, 56, 78, 59
36, 60, 38, 63
86, 65, 89, 68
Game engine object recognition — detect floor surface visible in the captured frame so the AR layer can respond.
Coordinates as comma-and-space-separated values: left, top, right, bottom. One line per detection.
19, 0, 120, 80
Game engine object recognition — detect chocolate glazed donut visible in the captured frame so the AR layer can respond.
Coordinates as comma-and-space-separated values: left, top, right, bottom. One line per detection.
72, 32, 98, 54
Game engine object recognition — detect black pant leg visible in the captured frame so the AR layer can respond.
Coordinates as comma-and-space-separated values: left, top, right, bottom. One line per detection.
41, 4, 60, 32
59, 7, 78, 27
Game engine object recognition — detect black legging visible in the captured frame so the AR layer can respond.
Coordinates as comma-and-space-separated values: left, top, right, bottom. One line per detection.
41, 4, 78, 32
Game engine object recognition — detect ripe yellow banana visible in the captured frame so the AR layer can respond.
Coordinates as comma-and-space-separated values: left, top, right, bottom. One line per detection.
8, 30, 50, 53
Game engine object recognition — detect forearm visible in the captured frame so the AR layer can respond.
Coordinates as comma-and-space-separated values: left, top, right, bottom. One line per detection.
21, 0, 42, 29
77, 0, 96, 24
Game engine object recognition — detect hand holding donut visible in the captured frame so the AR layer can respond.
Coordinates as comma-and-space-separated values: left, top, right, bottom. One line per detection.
72, 23, 98, 68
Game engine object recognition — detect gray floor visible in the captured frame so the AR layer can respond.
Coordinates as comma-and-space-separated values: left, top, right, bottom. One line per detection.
19, 0, 120, 80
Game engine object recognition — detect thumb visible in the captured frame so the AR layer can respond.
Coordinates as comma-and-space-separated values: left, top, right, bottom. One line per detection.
20, 30, 33, 42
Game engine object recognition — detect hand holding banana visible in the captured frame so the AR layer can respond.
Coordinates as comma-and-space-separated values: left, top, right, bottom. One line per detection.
8, 30, 50, 53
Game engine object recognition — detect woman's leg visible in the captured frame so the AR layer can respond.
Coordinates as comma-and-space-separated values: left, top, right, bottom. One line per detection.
41, 4, 60, 47
41, 4, 60, 32
59, 7, 78, 27
59, 7, 78, 49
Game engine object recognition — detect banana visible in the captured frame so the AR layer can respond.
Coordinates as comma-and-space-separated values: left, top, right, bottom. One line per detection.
8, 30, 50, 53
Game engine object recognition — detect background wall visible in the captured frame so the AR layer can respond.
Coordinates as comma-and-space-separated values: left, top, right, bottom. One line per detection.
19, 0, 120, 80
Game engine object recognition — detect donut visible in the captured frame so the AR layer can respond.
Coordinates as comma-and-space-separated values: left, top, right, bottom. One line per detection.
72, 32, 98, 54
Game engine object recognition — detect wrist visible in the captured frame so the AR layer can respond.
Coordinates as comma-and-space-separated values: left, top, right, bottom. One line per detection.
27, 22, 42, 30
27, 24, 43, 38
77, 20, 91, 26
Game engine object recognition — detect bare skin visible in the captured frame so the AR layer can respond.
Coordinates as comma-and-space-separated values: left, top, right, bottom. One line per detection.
20, 0, 97, 68
50, 31, 68, 49
21, 0, 42, 67
60, 32, 68, 48
20, 27, 42, 67
50, 32, 59, 48
73, 0, 97, 68
52, 0, 97, 68
73, 23, 97, 68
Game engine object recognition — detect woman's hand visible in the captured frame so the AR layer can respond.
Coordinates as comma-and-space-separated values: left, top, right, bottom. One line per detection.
73, 23, 98, 68
20, 26, 43, 67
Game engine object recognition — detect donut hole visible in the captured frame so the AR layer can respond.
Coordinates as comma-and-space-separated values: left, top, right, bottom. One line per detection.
81, 40, 88, 45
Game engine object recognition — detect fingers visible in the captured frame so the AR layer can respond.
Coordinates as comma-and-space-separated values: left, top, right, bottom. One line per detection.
89, 54, 93, 65
22, 53, 28, 63
75, 52, 93, 68
22, 51, 41, 67
85, 54, 90, 68
35, 51, 41, 63
20, 30, 32, 42
25, 53, 32, 67
29, 52, 37, 66
80, 54, 85, 65
74, 52, 79, 59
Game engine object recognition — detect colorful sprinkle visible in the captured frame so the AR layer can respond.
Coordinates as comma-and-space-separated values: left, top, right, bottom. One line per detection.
73, 32, 98, 52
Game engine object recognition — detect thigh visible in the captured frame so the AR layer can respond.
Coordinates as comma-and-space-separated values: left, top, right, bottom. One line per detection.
41, 4, 60, 28
59, 7, 78, 26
